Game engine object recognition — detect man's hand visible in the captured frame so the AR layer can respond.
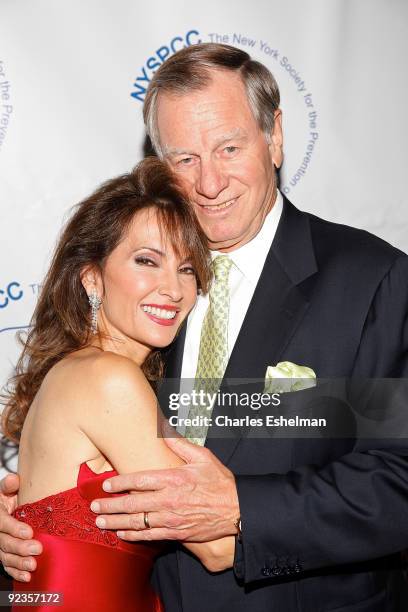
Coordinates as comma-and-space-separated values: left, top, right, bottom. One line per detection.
0, 474, 42, 581
91, 437, 240, 542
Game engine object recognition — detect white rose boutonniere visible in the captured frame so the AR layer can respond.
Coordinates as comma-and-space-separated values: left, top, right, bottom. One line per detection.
264, 361, 317, 394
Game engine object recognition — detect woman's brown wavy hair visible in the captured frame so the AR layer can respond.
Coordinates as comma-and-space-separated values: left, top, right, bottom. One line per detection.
1, 157, 211, 444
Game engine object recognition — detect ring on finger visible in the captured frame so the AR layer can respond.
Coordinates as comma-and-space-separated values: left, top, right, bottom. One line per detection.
143, 511, 151, 530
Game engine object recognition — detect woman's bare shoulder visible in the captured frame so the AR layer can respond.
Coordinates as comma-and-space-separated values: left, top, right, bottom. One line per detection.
42, 349, 153, 413
85, 351, 150, 394
54, 348, 144, 384
71, 351, 168, 471
66, 350, 155, 415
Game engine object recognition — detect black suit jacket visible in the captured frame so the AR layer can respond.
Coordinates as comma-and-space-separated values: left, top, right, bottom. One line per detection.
153, 198, 408, 611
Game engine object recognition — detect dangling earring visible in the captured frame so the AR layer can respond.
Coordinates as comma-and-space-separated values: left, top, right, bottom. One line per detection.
88, 291, 102, 334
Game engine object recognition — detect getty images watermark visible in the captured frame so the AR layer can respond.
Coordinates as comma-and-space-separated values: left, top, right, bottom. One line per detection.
165, 388, 327, 432
158, 377, 408, 440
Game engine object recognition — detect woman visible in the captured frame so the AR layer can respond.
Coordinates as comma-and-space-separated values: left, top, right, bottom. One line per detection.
1, 158, 234, 611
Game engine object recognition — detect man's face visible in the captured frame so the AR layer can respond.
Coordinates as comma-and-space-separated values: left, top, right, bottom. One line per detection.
157, 70, 283, 252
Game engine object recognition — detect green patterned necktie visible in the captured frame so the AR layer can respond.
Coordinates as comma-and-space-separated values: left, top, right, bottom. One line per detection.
185, 255, 234, 445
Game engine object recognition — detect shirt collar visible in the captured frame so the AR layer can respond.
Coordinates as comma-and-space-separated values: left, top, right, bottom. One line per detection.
211, 190, 283, 286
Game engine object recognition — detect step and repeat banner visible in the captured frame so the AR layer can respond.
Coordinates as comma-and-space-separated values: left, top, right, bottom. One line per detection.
1, 0, 407, 469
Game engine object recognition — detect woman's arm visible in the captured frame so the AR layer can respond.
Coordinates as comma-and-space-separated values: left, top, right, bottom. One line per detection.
78, 352, 234, 572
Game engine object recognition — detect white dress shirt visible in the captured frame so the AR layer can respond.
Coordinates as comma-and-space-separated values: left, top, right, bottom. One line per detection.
181, 191, 283, 379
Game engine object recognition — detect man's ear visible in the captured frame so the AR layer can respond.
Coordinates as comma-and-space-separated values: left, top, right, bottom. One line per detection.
269, 109, 283, 169
80, 265, 102, 297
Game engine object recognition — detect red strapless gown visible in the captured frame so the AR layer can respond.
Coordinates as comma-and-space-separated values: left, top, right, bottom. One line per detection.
12, 463, 163, 611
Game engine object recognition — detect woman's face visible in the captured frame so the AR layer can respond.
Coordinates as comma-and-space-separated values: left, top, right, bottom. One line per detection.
86, 208, 198, 364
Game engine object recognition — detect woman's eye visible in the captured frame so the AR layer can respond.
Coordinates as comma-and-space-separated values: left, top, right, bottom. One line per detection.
134, 256, 156, 266
179, 266, 196, 275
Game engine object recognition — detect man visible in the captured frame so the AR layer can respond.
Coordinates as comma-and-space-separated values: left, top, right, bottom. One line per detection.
1, 44, 408, 611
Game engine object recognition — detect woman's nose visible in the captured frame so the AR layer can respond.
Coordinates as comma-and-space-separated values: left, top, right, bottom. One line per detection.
157, 271, 183, 302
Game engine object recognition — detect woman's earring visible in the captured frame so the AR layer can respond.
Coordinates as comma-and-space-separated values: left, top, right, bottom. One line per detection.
88, 291, 102, 334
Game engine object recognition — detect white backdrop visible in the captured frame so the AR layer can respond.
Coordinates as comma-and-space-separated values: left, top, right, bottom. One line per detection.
1, 0, 407, 470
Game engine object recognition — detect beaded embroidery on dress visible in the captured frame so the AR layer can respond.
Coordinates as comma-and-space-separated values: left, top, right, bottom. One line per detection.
12, 462, 163, 612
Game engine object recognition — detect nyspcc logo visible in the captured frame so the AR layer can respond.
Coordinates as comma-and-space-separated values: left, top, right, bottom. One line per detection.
130, 30, 201, 102
0, 282, 41, 334
131, 29, 318, 194
0, 282, 23, 309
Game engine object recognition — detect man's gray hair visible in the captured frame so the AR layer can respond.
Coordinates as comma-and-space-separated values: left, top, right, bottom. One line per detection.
143, 43, 280, 157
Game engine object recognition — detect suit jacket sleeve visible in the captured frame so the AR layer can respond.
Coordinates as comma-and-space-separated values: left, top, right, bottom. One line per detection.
234, 254, 408, 584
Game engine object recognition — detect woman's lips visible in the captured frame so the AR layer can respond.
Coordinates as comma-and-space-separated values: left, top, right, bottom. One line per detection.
141, 304, 179, 327
145, 312, 178, 326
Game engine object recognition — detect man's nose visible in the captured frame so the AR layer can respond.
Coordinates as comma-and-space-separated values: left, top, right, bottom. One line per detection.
196, 159, 228, 200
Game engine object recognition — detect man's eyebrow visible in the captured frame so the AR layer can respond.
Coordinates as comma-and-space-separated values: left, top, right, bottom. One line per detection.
163, 128, 248, 157
163, 146, 192, 157
214, 128, 247, 147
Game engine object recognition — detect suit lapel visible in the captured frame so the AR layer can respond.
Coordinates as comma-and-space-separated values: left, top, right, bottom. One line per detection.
206, 199, 318, 463
226, 198, 318, 378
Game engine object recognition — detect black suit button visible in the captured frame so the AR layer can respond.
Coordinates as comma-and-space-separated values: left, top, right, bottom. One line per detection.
271, 565, 282, 576
262, 566, 271, 577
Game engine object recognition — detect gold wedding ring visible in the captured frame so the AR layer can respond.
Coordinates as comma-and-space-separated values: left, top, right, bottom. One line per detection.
143, 511, 151, 529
